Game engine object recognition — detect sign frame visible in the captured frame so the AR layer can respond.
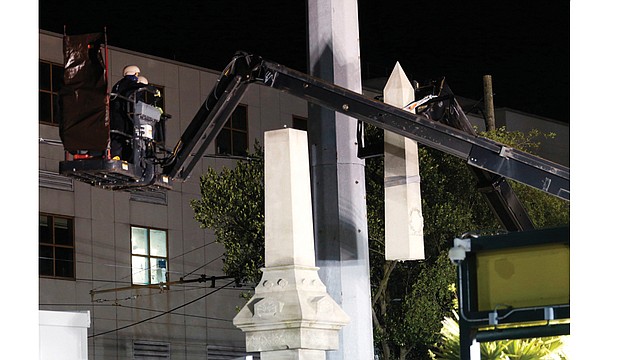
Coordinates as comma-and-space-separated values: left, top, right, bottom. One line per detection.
455, 226, 570, 356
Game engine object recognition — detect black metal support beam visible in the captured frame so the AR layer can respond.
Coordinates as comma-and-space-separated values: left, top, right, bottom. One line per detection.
257, 60, 569, 201
162, 76, 250, 181
162, 53, 260, 180
98, 53, 568, 203
476, 324, 570, 343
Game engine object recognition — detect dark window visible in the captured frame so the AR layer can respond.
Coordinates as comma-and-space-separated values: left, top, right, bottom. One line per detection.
131, 226, 168, 285
292, 115, 308, 131
39, 214, 75, 279
39, 61, 63, 125
216, 105, 248, 156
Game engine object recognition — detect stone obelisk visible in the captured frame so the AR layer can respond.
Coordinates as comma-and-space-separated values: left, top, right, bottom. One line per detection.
383, 63, 425, 260
234, 128, 350, 360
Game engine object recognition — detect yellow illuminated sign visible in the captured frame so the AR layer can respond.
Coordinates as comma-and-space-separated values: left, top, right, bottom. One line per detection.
476, 243, 569, 311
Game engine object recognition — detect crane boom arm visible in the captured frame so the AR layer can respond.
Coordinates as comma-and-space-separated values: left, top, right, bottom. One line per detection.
162, 53, 569, 201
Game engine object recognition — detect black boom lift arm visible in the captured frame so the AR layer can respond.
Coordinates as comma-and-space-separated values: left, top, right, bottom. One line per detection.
160, 53, 569, 202
60, 52, 568, 231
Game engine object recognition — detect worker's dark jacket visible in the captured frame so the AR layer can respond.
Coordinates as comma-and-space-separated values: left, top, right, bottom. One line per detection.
110, 75, 140, 136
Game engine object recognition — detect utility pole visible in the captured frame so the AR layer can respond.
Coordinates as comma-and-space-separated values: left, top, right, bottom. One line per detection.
306, 0, 374, 359
483, 74, 496, 131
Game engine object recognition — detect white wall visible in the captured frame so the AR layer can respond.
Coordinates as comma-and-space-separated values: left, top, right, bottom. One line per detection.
40, 310, 90, 360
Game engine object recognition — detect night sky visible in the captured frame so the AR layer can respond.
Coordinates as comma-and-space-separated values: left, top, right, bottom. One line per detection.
39, 0, 569, 122
12, 3, 620, 355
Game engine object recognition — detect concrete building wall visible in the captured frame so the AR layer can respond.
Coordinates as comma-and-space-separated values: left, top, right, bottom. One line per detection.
39, 30, 306, 359
40, 310, 91, 360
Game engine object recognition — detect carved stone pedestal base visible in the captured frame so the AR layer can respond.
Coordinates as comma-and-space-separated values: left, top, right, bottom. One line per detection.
233, 265, 349, 359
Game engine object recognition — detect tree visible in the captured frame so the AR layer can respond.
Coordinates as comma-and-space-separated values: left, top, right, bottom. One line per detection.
367, 142, 497, 359
191, 141, 265, 285
190, 128, 569, 359
367, 126, 568, 359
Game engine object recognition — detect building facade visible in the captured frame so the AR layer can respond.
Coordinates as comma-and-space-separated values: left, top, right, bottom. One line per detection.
39, 30, 308, 359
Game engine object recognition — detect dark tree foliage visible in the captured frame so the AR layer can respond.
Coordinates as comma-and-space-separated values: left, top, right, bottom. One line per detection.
368, 126, 568, 359
367, 138, 499, 359
191, 127, 568, 360
191, 142, 265, 285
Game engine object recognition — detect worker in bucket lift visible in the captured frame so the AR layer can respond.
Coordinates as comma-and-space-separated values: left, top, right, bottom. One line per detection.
135, 75, 166, 144
110, 65, 141, 161
137, 75, 149, 85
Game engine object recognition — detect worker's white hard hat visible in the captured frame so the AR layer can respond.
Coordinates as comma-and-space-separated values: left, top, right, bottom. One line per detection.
123, 65, 141, 76
137, 76, 149, 85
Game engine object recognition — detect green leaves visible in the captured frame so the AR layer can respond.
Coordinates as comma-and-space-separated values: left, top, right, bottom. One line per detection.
429, 311, 569, 360
367, 127, 568, 359
190, 141, 265, 284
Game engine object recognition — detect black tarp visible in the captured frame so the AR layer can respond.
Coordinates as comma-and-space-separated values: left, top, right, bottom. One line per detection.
59, 33, 109, 153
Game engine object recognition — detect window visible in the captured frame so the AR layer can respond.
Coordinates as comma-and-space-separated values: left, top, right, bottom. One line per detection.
39, 214, 75, 279
292, 115, 308, 131
216, 104, 248, 156
131, 226, 168, 285
39, 60, 166, 125
39, 61, 64, 125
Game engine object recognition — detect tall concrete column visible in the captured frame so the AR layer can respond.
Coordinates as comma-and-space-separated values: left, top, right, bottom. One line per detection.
306, 1, 374, 359
383, 63, 425, 260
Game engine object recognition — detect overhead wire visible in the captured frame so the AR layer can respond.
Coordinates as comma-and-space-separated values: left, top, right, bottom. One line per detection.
116, 303, 232, 322
89, 278, 237, 338
89, 240, 219, 292
41, 302, 232, 323
180, 254, 224, 279
40, 259, 241, 299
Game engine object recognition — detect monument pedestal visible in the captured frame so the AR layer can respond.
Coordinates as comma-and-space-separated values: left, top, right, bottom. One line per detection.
234, 265, 349, 357
233, 129, 349, 359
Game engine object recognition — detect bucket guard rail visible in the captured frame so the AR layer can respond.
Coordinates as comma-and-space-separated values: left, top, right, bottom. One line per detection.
60, 85, 172, 191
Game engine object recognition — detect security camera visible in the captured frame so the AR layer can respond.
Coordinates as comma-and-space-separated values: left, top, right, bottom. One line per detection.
448, 237, 471, 264
448, 246, 467, 264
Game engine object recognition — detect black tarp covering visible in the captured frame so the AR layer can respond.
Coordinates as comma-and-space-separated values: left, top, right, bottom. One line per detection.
59, 33, 109, 153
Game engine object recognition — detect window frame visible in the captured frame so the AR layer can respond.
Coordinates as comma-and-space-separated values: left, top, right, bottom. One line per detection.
130, 225, 169, 286
39, 213, 76, 280
39, 60, 64, 125
292, 115, 308, 131
216, 104, 249, 156
39, 60, 166, 125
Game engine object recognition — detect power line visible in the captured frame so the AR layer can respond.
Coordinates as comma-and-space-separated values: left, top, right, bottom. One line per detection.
89, 279, 236, 338
180, 254, 224, 279
40, 302, 233, 323
84, 241, 219, 291
88, 245, 222, 293
88, 272, 236, 300
118, 303, 232, 322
